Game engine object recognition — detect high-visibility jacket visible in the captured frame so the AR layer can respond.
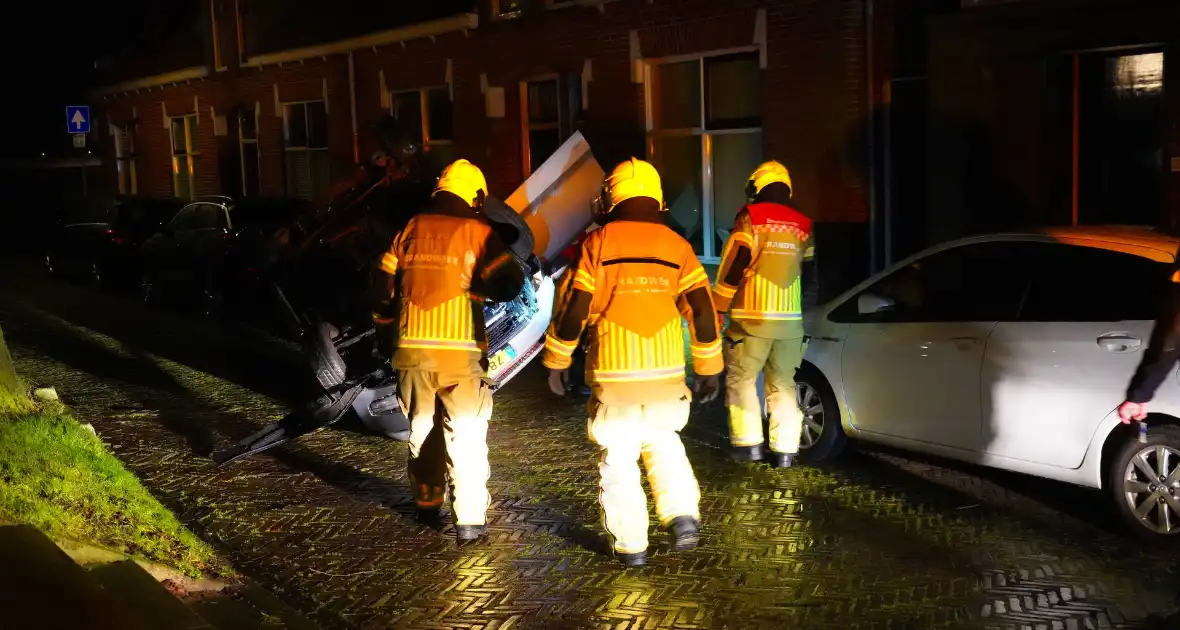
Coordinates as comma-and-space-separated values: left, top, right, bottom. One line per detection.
713, 202, 814, 339
541, 204, 723, 406
373, 194, 526, 372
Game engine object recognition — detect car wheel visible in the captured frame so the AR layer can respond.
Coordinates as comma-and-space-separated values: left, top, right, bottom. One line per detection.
307, 322, 347, 389
1108, 424, 1180, 539
794, 362, 847, 465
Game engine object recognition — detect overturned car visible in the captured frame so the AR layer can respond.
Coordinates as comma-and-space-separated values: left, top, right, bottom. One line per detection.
212, 128, 605, 464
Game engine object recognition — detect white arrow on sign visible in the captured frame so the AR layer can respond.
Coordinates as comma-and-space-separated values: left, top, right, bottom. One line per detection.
71, 110, 86, 131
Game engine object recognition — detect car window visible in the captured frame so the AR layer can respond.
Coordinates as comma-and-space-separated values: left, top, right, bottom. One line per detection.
169, 205, 200, 231
830, 241, 1031, 323
192, 204, 223, 230
1018, 243, 1170, 322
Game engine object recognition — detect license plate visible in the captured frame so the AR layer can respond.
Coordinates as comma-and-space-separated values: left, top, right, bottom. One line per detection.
488, 346, 518, 374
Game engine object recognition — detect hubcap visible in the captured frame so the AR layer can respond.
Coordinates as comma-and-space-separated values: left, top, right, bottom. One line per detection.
796, 382, 824, 450
1122, 443, 1180, 534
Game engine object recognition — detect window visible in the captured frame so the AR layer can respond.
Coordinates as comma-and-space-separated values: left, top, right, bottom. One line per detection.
520, 74, 584, 176
646, 51, 762, 259
493, 0, 523, 19
283, 101, 330, 202
1019, 243, 1170, 322
830, 242, 1032, 323
390, 86, 454, 171
170, 115, 198, 200
239, 107, 260, 196
113, 123, 137, 196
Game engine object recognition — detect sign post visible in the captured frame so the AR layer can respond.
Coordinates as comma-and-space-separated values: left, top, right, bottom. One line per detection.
72, 134, 86, 149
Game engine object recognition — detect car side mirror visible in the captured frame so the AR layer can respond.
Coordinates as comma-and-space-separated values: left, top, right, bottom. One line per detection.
857, 292, 894, 315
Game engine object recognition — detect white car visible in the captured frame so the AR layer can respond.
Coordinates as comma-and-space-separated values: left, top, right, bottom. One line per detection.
794, 226, 1180, 539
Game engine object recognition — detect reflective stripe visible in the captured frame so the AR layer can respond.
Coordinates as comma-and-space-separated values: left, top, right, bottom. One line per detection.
804, 245, 815, 260
380, 251, 398, 274
574, 268, 596, 292
678, 266, 708, 294
372, 313, 394, 325
544, 334, 578, 358
713, 284, 737, 299
398, 338, 482, 352
690, 339, 723, 360
730, 310, 802, 321
398, 294, 479, 350
592, 365, 686, 383
481, 252, 515, 281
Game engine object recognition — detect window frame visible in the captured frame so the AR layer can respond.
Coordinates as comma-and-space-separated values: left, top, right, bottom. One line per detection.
282, 100, 330, 201
113, 122, 138, 196
388, 86, 454, 151
519, 73, 583, 178
238, 106, 261, 197
169, 114, 199, 201
643, 47, 763, 262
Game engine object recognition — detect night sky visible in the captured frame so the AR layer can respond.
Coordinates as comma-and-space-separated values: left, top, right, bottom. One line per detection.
4, 0, 161, 159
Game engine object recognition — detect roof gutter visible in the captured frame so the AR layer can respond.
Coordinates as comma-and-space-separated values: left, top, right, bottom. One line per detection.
93, 66, 211, 98
240, 12, 479, 68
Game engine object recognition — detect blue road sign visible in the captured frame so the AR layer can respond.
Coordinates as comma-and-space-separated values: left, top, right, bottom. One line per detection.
66, 106, 90, 134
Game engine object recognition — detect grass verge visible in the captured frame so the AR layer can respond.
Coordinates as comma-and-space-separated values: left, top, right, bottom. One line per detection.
0, 397, 225, 578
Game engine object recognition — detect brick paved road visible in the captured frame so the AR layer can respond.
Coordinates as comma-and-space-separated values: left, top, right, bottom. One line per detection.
2, 268, 1179, 629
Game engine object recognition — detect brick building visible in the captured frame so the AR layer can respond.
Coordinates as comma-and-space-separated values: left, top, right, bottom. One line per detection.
88, 0, 1180, 295
91, 0, 878, 294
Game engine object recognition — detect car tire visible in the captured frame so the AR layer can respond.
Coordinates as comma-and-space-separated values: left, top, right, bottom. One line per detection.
1107, 423, 1180, 540
794, 361, 847, 465
307, 322, 348, 389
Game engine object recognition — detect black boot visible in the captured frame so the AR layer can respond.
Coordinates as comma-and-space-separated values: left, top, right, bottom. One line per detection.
455, 524, 487, 543
770, 451, 796, 469
666, 516, 701, 551
730, 444, 764, 463
616, 551, 647, 567
415, 507, 444, 529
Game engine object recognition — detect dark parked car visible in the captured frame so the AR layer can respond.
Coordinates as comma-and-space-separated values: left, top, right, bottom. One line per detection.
45, 196, 185, 290
140, 195, 311, 318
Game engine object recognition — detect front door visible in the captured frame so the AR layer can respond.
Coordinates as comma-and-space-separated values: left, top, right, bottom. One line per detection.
836, 241, 1031, 452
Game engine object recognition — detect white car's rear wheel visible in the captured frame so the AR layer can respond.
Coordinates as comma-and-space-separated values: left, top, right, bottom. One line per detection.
1109, 424, 1180, 538
794, 362, 847, 464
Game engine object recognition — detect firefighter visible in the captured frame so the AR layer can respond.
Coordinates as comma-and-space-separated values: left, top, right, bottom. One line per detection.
372, 158, 525, 542
1119, 247, 1180, 424
714, 160, 814, 468
542, 158, 723, 567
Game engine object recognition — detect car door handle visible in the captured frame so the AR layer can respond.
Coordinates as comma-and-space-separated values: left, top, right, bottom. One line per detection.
1097, 335, 1142, 352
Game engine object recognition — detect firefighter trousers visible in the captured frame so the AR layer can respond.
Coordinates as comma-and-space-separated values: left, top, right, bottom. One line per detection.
586, 392, 701, 555
396, 366, 493, 526
725, 332, 807, 454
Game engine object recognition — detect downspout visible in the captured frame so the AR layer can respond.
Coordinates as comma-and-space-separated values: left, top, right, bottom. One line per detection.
865, 0, 879, 274
348, 52, 359, 164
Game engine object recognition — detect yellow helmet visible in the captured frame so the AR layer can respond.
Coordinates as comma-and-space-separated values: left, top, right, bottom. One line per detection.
434, 159, 488, 207
746, 160, 793, 199
601, 158, 664, 213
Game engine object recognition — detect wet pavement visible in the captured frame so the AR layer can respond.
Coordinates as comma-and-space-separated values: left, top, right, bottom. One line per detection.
2, 265, 1179, 630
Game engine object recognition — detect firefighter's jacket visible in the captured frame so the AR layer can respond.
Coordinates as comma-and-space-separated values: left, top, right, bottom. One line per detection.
372, 193, 526, 373
1127, 246, 1180, 403
541, 202, 723, 407
713, 202, 814, 339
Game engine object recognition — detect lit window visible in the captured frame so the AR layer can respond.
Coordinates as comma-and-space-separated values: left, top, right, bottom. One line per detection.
519, 74, 584, 177
1109, 52, 1164, 94
170, 115, 198, 200
494, 0, 523, 19
113, 123, 137, 196
239, 107, 260, 196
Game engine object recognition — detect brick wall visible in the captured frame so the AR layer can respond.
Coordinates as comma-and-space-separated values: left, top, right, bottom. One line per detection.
97, 0, 871, 228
